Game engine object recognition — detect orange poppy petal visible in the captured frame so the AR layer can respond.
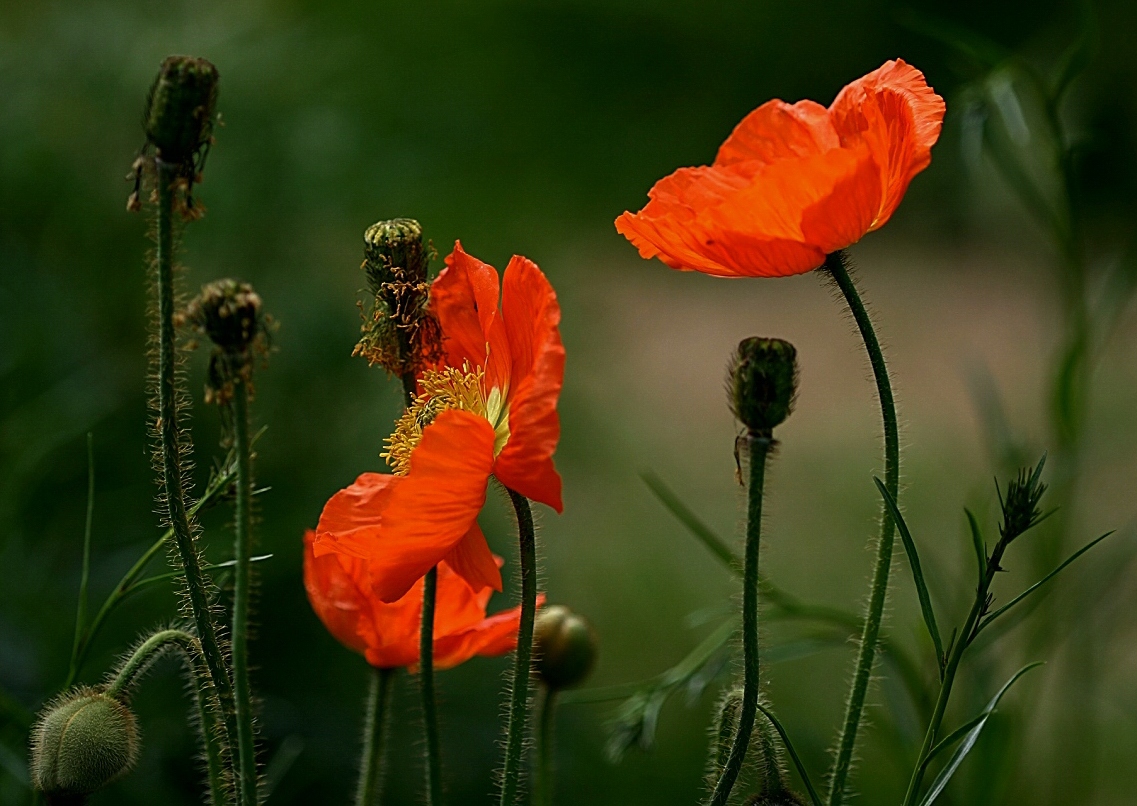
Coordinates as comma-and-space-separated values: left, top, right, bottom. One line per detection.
442, 522, 503, 593
493, 259, 564, 511
367, 408, 496, 602
316, 472, 399, 534
830, 59, 944, 229
303, 530, 370, 656
433, 594, 548, 670
715, 98, 836, 167
434, 242, 512, 391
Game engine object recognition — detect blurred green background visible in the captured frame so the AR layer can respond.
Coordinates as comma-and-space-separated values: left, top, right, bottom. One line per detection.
2, 0, 1136, 804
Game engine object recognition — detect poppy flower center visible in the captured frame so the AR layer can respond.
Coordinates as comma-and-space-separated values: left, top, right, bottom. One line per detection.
383, 363, 511, 475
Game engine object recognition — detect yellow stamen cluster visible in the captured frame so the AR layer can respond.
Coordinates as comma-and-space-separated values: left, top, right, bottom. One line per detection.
383, 365, 490, 475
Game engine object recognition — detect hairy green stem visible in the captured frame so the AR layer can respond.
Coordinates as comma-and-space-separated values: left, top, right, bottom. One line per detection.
420, 566, 442, 806
231, 382, 258, 805
355, 667, 396, 806
498, 490, 538, 806
154, 159, 238, 793
823, 250, 900, 806
107, 628, 228, 805
709, 434, 769, 806
535, 688, 557, 806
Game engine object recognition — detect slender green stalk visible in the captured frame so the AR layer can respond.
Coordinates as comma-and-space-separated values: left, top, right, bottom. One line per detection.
154, 159, 238, 789
535, 688, 557, 806
107, 628, 228, 805
66, 458, 238, 688
355, 667, 396, 806
823, 250, 900, 806
709, 435, 769, 806
420, 566, 442, 806
231, 381, 258, 805
67, 434, 96, 685
498, 489, 538, 806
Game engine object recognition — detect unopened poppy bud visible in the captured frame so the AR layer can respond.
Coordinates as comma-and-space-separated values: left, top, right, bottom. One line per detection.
186, 278, 263, 354
728, 337, 798, 435
534, 605, 597, 690
144, 55, 219, 163
30, 689, 140, 798
363, 218, 429, 293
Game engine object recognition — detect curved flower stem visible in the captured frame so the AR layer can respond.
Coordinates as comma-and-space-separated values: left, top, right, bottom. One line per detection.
154, 159, 238, 784
535, 687, 557, 806
498, 489, 538, 806
709, 434, 770, 806
822, 250, 900, 806
356, 667, 397, 806
107, 629, 228, 805
231, 380, 259, 806
420, 566, 442, 806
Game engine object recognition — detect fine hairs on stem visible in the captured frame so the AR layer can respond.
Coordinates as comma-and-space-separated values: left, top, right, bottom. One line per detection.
355, 667, 396, 806
498, 489, 538, 806
822, 250, 901, 806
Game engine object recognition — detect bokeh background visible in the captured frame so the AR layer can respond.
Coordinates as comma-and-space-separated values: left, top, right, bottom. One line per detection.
2, 1, 1136, 804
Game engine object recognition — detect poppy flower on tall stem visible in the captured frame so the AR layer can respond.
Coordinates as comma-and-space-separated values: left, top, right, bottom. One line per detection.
616, 59, 944, 806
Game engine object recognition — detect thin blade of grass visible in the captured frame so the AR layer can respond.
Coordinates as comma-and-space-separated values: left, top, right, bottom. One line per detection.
131, 555, 274, 592
67, 433, 96, 683
916, 662, 1043, 806
976, 532, 1114, 634
641, 471, 741, 573
876, 476, 943, 666
754, 703, 823, 806
965, 509, 987, 587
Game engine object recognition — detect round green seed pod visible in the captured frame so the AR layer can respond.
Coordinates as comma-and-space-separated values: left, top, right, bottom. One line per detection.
534, 605, 598, 690
144, 55, 219, 163
727, 337, 798, 434
30, 688, 140, 797
363, 218, 429, 291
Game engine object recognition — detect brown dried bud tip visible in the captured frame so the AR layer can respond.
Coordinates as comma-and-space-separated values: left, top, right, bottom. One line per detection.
728, 337, 798, 435
186, 278, 263, 354
354, 218, 442, 376
534, 605, 598, 690
144, 55, 219, 164
30, 689, 140, 798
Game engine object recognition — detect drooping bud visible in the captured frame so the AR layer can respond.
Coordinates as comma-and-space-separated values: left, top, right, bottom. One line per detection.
144, 56, 219, 164
182, 279, 268, 404
354, 218, 441, 377
30, 688, 140, 798
533, 605, 597, 690
727, 337, 798, 435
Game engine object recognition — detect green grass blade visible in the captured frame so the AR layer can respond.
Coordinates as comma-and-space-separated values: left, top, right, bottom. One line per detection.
876, 476, 943, 666
67, 433, 96, 683
754, 703, 823, 806
964, 509, 987, 587
976, 532, 1114, 634
641, 471, 741, 573
916, 663, 1043, 806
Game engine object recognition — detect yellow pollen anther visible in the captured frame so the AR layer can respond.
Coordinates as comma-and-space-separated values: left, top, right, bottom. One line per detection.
382, 363, 511, 475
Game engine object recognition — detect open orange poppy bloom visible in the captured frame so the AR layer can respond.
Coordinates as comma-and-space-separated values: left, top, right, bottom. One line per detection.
313, 242, 564, 602
615, 59, 945, 278
304, 531, 535, 669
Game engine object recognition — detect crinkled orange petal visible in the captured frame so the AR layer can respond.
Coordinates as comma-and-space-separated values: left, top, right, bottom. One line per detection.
303, 530, 370, 656
442, 521, 503, 594
434, 242, 512, 392
432, 558, 503, 633
315, 472, 399, 536
829, 59, 945, 231
367, 408, 496, 602
434, 594, 547, 670
493, 256, 564, 511
715, 98, 836, 167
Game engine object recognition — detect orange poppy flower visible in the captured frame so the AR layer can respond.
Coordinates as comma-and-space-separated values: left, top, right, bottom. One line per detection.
304, 530, 536, 669
313, 243, 565, 602
615, 59, 945, 277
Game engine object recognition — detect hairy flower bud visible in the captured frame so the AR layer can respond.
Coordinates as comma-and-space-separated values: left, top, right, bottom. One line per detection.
186, 278, 263, 354
363, 218, 429, 292
534, 605, 597, 690
30, 689, 140, 798
144, 56, 219, 164
728, 337, 798, 435
354, 218, 441, 376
